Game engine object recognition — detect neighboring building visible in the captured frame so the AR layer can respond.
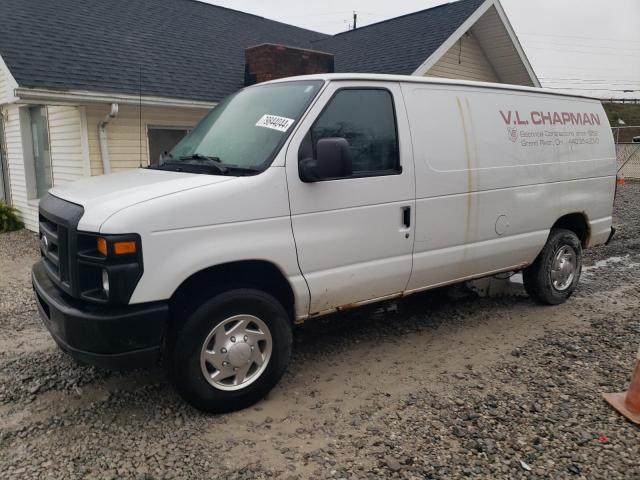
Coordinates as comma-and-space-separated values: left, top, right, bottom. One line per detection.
0, 0, 538, 231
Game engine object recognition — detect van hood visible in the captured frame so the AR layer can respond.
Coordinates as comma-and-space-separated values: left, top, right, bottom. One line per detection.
49, 169, 234, 232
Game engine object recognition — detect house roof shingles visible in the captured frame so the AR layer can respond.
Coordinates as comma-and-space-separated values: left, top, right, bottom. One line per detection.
0, 0, 327, 102
0, 0, 484, 102
311, 0, 484, 75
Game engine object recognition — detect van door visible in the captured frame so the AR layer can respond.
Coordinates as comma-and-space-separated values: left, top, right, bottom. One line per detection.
285, 82, 415, 315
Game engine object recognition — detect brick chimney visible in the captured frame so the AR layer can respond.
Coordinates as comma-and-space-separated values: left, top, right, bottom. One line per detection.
245, 43, 334, 86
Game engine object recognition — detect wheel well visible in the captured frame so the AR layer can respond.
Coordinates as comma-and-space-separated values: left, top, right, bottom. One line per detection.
552, 213, 590, 247
169, 260, 295, 325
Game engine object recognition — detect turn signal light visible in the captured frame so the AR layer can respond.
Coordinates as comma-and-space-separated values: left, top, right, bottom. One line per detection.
97, 237, 108, 256
113, 241, 137, 255
96, 238, 137, 256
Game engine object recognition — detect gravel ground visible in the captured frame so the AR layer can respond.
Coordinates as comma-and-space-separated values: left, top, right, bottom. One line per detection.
0, 182, 639, 479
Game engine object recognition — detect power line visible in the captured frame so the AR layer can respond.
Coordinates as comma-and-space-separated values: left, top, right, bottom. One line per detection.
519, 32, 640, 45
541, 78, 640, 87
278, 11, 353, 19
524, 39, 640, 50
540, 77, 640, 82
524, 40, 640, 53
542, 87, 639, 91
535, 65, 637, 72
291, 19, 353, 25
539, 78, 640, 83
541, 80, 640, 83
527, 46, 640, 58
541, 82, 640, 87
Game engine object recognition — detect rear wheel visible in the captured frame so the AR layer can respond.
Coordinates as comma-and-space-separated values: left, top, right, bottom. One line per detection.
523, 228, 582, 305
169, 289, 292, 413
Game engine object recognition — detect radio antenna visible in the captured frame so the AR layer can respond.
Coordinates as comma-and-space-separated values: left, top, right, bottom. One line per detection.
139, 64, 143, 168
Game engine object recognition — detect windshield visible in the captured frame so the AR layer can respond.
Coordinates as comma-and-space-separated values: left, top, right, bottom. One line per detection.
164, 80, 323, 173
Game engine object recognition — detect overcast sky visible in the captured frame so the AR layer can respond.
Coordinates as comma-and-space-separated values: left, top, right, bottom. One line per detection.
204, 0, 640, 99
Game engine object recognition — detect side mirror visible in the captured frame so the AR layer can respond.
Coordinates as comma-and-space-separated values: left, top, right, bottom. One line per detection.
299, 137, 352, 182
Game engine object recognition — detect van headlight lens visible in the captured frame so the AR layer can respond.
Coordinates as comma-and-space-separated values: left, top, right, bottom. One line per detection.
102, 269, 110, 295
77, 233, 143, 305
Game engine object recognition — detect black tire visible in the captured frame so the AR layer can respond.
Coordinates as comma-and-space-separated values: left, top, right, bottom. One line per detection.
523, 228, 582, 305
169, 289, 292, 413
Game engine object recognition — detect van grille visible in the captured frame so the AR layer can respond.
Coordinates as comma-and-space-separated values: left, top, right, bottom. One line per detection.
38, 194, 84, 297
40, 216, 70, 284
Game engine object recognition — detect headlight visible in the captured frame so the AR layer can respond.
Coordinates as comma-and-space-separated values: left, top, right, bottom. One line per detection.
102, 269, 110, 295
77, 233, 143, 305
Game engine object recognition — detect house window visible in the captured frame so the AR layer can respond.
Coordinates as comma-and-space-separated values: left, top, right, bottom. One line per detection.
20, 106, 52, 199
148, 127, 191, 167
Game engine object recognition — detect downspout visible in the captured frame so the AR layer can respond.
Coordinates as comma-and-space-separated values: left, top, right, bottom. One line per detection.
98, 103, 118, 174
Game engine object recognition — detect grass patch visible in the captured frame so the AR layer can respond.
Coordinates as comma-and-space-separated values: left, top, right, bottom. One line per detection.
0, 202, 24, 232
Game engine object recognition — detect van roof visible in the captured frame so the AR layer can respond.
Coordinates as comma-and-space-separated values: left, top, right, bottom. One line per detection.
264, 73, 599, 102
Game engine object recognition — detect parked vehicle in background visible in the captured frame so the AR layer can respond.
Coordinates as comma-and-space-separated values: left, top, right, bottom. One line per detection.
32, 74, 617, 412
632, 135, 640, 143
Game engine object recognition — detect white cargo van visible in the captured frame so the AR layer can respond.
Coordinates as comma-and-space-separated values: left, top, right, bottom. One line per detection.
32, 74, 616, 412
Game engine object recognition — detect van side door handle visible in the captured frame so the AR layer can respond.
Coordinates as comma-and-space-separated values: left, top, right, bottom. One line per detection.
402, 206, 411, 228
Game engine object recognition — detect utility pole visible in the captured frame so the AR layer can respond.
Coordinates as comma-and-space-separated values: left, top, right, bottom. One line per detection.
352, 11, 357, 29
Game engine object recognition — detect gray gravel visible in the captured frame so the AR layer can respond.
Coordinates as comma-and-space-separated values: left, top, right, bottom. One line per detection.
0, 182, 639, 479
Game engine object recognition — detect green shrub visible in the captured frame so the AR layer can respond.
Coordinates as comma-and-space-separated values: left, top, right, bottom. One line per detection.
0, 201, 23, 232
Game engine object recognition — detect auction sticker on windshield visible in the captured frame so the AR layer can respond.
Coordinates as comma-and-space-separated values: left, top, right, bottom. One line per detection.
256, 114, 295, 132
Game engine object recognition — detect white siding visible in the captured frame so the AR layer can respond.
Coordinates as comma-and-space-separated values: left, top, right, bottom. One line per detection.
47, 106, 86, 186
0, 65, 7, 105
85, 104, 208, 175
5, 102, 208, 232
4, 105, 38, 231
472, 6, 534, 86
5, 105, 87, 231
0, 55, 17, 104
426, 30, 499, 83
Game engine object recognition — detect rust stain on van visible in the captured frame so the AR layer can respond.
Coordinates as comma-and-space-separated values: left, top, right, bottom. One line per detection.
306, 291, 406, 319
465, 96, 480, 241
456, 97, 473, 250
302, 261, 533, 322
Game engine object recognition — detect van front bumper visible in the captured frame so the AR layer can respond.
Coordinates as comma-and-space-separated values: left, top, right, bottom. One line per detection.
32, 260, 168, 371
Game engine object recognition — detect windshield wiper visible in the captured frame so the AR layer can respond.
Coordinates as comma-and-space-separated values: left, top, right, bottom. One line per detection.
151, 154, 261, 176
154, 161, 228, 175
177, 154, 229, 174
224, 165, 261, 174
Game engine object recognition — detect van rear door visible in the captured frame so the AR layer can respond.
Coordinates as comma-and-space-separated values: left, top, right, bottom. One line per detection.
285, 81, 416, 315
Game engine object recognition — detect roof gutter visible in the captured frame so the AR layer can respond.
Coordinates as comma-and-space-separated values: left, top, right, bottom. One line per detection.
98, 103, 118, 175
13, 87, 216, 109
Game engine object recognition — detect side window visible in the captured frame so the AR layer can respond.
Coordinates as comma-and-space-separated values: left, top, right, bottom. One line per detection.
309, 89, 399, 177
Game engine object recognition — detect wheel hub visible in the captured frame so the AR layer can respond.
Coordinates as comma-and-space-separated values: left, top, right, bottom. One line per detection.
551, 245, 577, 291
200, 314, 273, 391
227, 342, 252, 367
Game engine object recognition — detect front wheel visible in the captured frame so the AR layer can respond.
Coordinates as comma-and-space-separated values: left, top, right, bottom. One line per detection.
523, 228, 582, 305
169, 289, 292, 413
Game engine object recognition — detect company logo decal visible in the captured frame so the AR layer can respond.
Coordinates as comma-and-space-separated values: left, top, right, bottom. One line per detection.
499, 110, 601, 126
499, 109, 601, 148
